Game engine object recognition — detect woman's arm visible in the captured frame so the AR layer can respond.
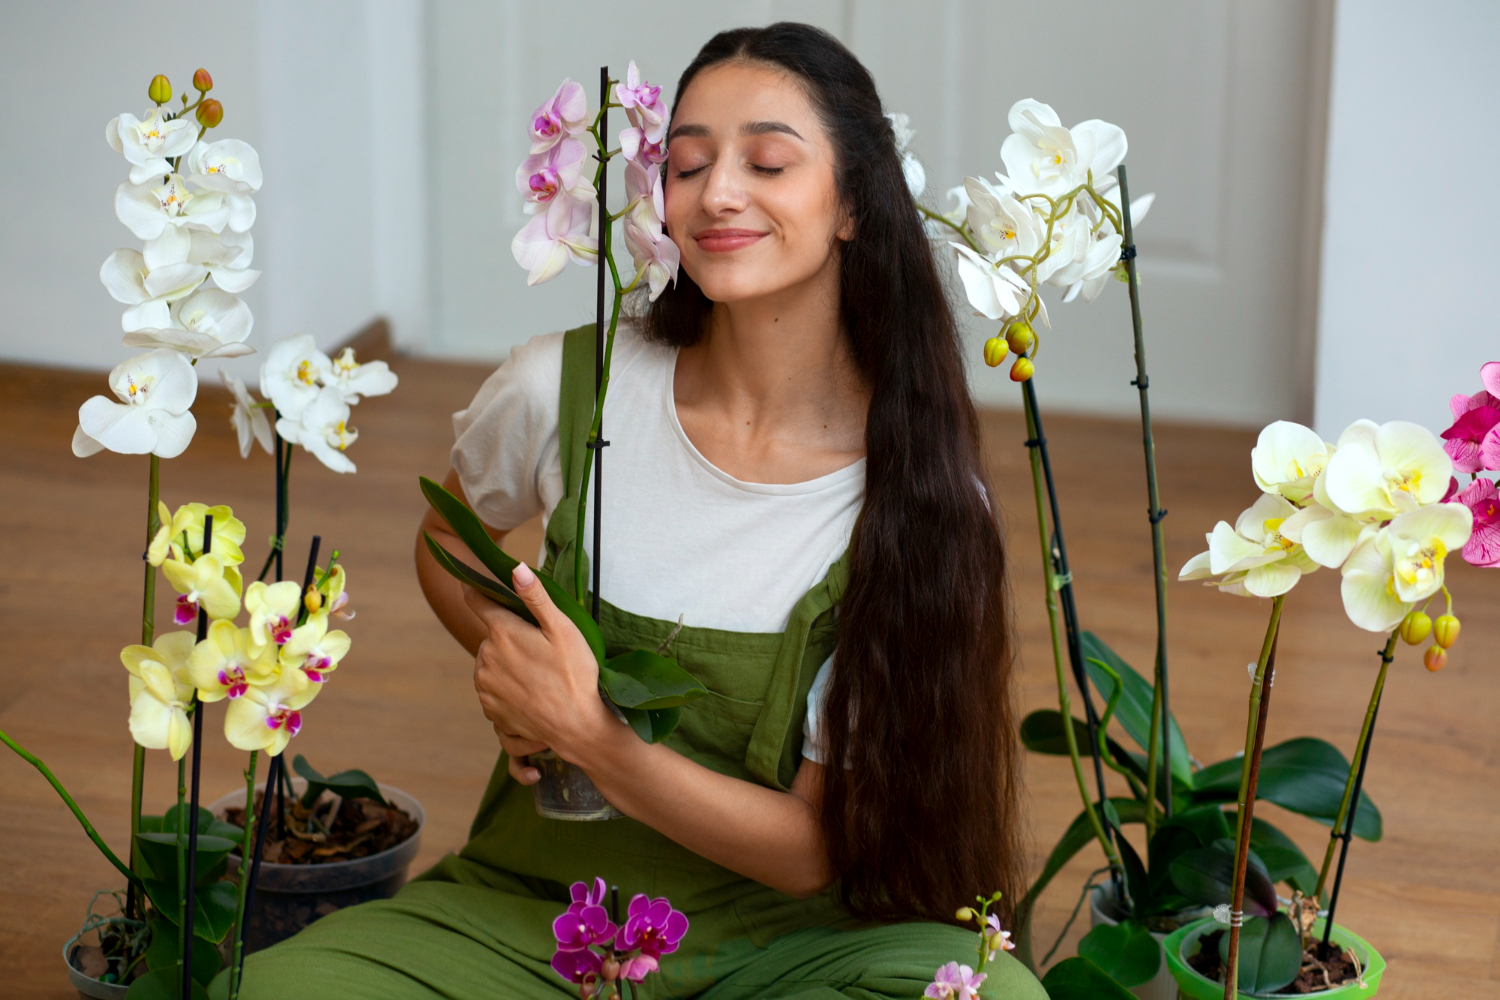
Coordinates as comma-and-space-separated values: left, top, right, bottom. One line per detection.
414, 468, 510, 657
465, 567, 834, 899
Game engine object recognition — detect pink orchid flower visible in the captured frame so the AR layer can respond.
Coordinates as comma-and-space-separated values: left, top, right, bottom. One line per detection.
516, 137, 592, 215
529, 78, 589, 154
925, 961, 987, 1000
617, 953, 658, 983
511, 193, 596, 285
623, 203, 680, 302
1441, 361, 1500, 473
618, 894, 688, 959
1451, 478, 1500, 567
617, 61, 668, 166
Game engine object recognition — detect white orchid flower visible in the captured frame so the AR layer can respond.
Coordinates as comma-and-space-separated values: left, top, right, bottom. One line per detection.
964, 177, 1044, 261
245, 581, 303, 650
512, 192, 597, 286
1055, 229, 1124, 303
120, 631, 198, 759
1324, 419, 1452, 519
1340, 531, 1410, 632
221, 369, 273, 458
1252, 421, 1334, 505
998, 99, 1127, 199
951, 244, 1031, 321
886, 112, 926, 198
107, 110, 198, 185
318, 348, 398, 404
73, 349, 198, 459
115, 175, 229, 242
1179, 493, 1319, 597
185, 139, 262, 233
99, 248, 207, 332
260, 335, 330, 420
223, 667, 318, 756
123, 288, 254, 359
1387, 503, 1472, 603
277, 385, 358, 474
188, 230, 260, 293
190, 620, 278, 703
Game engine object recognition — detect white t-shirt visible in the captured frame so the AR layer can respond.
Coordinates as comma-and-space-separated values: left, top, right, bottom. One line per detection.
449, 326, 860, 763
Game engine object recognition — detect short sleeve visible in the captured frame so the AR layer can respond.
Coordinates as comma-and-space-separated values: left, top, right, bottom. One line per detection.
801, 656, 834, 763
449, 331, 566, 531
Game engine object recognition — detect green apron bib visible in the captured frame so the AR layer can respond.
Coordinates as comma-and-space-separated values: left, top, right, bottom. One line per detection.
233, 326, 1045, 1000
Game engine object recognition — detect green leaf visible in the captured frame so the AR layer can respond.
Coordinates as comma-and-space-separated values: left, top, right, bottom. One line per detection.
1145, 824, 1203, 911
1190, 737, 1381, 841
147, 807, 241, 844
135, 833, 238, 886
1169, 839, 1278, 917
1162, 803, 1232, 845
1016, 798, 1146, 931
1040, 956, 1137, 1000
1116, 833, 1151, 917
1219, 912, 1302, 994
1081, 632, 1193, 790
144, 917, 221, 985
1235, 814, 1318, 894
1077, 919, 1162, 989
421, 533, 537, 625
1019, 710, 1155, 793
599, 650, 709, 710
125, 965, 212, 999
420, 477, 606, 663
291, 754, 387, 808
141, 879, 238, 943
619, 705, 682, 744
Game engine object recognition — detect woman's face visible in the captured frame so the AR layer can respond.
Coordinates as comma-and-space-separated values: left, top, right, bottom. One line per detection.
664, 61, 848, 305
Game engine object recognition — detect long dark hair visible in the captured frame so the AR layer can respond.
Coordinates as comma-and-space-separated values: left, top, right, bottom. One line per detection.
641, 23, 1021, 925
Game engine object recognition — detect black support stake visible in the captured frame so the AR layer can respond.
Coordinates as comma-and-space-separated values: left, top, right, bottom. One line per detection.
591, 64, 609, 625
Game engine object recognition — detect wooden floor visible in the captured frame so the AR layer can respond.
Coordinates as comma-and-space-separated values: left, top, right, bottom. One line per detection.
1, 349, 1495, 998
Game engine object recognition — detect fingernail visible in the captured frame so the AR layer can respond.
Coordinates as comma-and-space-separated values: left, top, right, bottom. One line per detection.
512, 562, 537, 589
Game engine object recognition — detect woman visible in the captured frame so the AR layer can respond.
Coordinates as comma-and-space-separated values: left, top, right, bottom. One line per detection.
238, 23, 1043, 999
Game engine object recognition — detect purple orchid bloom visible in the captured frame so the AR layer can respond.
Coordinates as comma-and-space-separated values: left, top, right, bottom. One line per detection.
618, 894, 688, 959
550, 945, 603, 986
924, 961, 987, 1000
552, 903, 616, 952
1441, 361, 1500, 473
569, 878, 608, 911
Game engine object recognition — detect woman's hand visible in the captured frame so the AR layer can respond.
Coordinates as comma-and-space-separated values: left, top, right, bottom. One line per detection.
462, 563, 615, 785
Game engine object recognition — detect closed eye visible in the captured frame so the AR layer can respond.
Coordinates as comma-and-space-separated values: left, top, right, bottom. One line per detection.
675, 165, 708, 180
751, 165, 784, 176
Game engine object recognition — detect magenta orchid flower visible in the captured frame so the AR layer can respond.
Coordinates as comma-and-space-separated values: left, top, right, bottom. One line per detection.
530, 78, 589, 154
569, 878, 608, 910
549, 945, 603, 987
552, 902, 617, 951
924, 961, 987, 1000
516, 137, 594, 215
1441, 361, 1500, 473
512, 193, 597, 285
1451, 478, 1500, 567
618, 894, 688, 959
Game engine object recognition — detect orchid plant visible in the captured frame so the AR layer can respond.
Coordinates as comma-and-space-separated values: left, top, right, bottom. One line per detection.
549, 879, 688, 999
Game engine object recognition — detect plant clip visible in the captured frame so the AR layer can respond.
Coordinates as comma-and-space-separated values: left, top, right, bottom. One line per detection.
1377, 647, 1395, 664
1049, 571, 1073, 592
1148, 507, 1169, 524
1120, 244, 1138, 261
1230, 908, 1244, 928
585, 439, 612, 450
1023, 436, 1046, 449
1130, 375, 1150, 389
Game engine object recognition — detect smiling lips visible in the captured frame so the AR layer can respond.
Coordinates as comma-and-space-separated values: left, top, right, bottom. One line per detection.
694, 228, 768, 252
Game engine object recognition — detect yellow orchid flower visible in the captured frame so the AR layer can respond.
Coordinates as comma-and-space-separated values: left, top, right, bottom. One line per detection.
189, 619, 278, 702
223, 668, 319, 756
120, 632, 196, 760
245, 580, 302, 649
279, 613, 351, 689
163, 552, 242, 624
147, 501, 247, 567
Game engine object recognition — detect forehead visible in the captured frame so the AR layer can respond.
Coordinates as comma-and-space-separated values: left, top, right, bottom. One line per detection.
671, 61, 822, 137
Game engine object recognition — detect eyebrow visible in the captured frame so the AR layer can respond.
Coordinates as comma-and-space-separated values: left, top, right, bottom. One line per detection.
665, 120, 805, 142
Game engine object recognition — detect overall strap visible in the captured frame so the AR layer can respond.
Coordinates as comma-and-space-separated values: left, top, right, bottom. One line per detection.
744, 548, 852, 789
541, 323, 599, 598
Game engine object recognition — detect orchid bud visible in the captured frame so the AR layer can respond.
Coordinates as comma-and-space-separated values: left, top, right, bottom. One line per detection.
982, 338, 1007, 368
1399, 611, 1432, 645
304, 586, 324, 616
148, 75, 172, 105
1005, 321, 1034, 356
1009, 357, 1034, 382
1424, 645, 1447, 672
193, 68, 214, 93
197, 99, 224, 128
955, 906, 976, 923
1433, 614, 1460, 648
601, 958, 620, 982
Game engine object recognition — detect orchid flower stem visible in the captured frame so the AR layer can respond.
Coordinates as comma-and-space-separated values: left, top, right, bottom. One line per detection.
1118, 164, 1172, 838
228, 749, 259, 1000
1022, 387, 1121, 882
129, 453, 161, 921
0, 729, 144, 891
1224, 595, 1285, 1000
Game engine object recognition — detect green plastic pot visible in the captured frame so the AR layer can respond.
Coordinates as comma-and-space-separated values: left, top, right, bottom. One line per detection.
1163, 917, 1385, 998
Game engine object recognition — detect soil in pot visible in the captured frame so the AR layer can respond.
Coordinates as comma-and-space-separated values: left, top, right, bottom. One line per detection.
1187, 928, 1362, 994
224, 788, 418, 864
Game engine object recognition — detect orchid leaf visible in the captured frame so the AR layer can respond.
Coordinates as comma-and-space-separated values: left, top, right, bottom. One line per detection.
1145, 824, 1202, 912
124, 966, 212, 1000
422, 532, 536, 625
1039, 956, 1137, 1000
1232, 813, 1318, 894
619, 705, 681, 744
146, 805, 242, 843
1077, 919, 1161, 989
144, 916, 221, 984
141, 878, 239, 943
600, 650, 709, 710
135, 832, 237, 886
1219, 912, 1301, 994
1169, 838, 1278, 917
1014, 797, 1145, 942
1081, 632, 1193, 790
420, 478, 606, 663
1190, 737, 1380, 840
1161, 803, 1232, 845
1019, 710, 1159, 798
1115, 831, 1151, 916
292, 754, 387, 808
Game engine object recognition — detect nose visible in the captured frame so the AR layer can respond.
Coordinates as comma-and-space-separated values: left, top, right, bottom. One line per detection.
698, 158, 748, 218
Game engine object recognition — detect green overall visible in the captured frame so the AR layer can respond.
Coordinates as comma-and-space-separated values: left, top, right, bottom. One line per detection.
234, 327, 1045, 1000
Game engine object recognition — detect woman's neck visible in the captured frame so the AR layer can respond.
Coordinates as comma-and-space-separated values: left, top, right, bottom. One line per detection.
672, 261, 870, 484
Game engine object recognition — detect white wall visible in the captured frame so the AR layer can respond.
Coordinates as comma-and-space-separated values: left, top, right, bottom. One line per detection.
1313, 0, 1500, 440
0, 0, 427, 384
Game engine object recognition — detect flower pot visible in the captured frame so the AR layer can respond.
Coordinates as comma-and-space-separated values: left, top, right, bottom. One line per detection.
1089, 881, 1212, 1000
529, 750, 621, 820
63, 941, 130, 1000
209, 777, 424, 952
1163, 917, 1385, 998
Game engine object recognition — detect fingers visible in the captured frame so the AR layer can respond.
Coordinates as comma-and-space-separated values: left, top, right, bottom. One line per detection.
509, 562, 568, 637
496, 727, 547, 784
461, 582, 522, 630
